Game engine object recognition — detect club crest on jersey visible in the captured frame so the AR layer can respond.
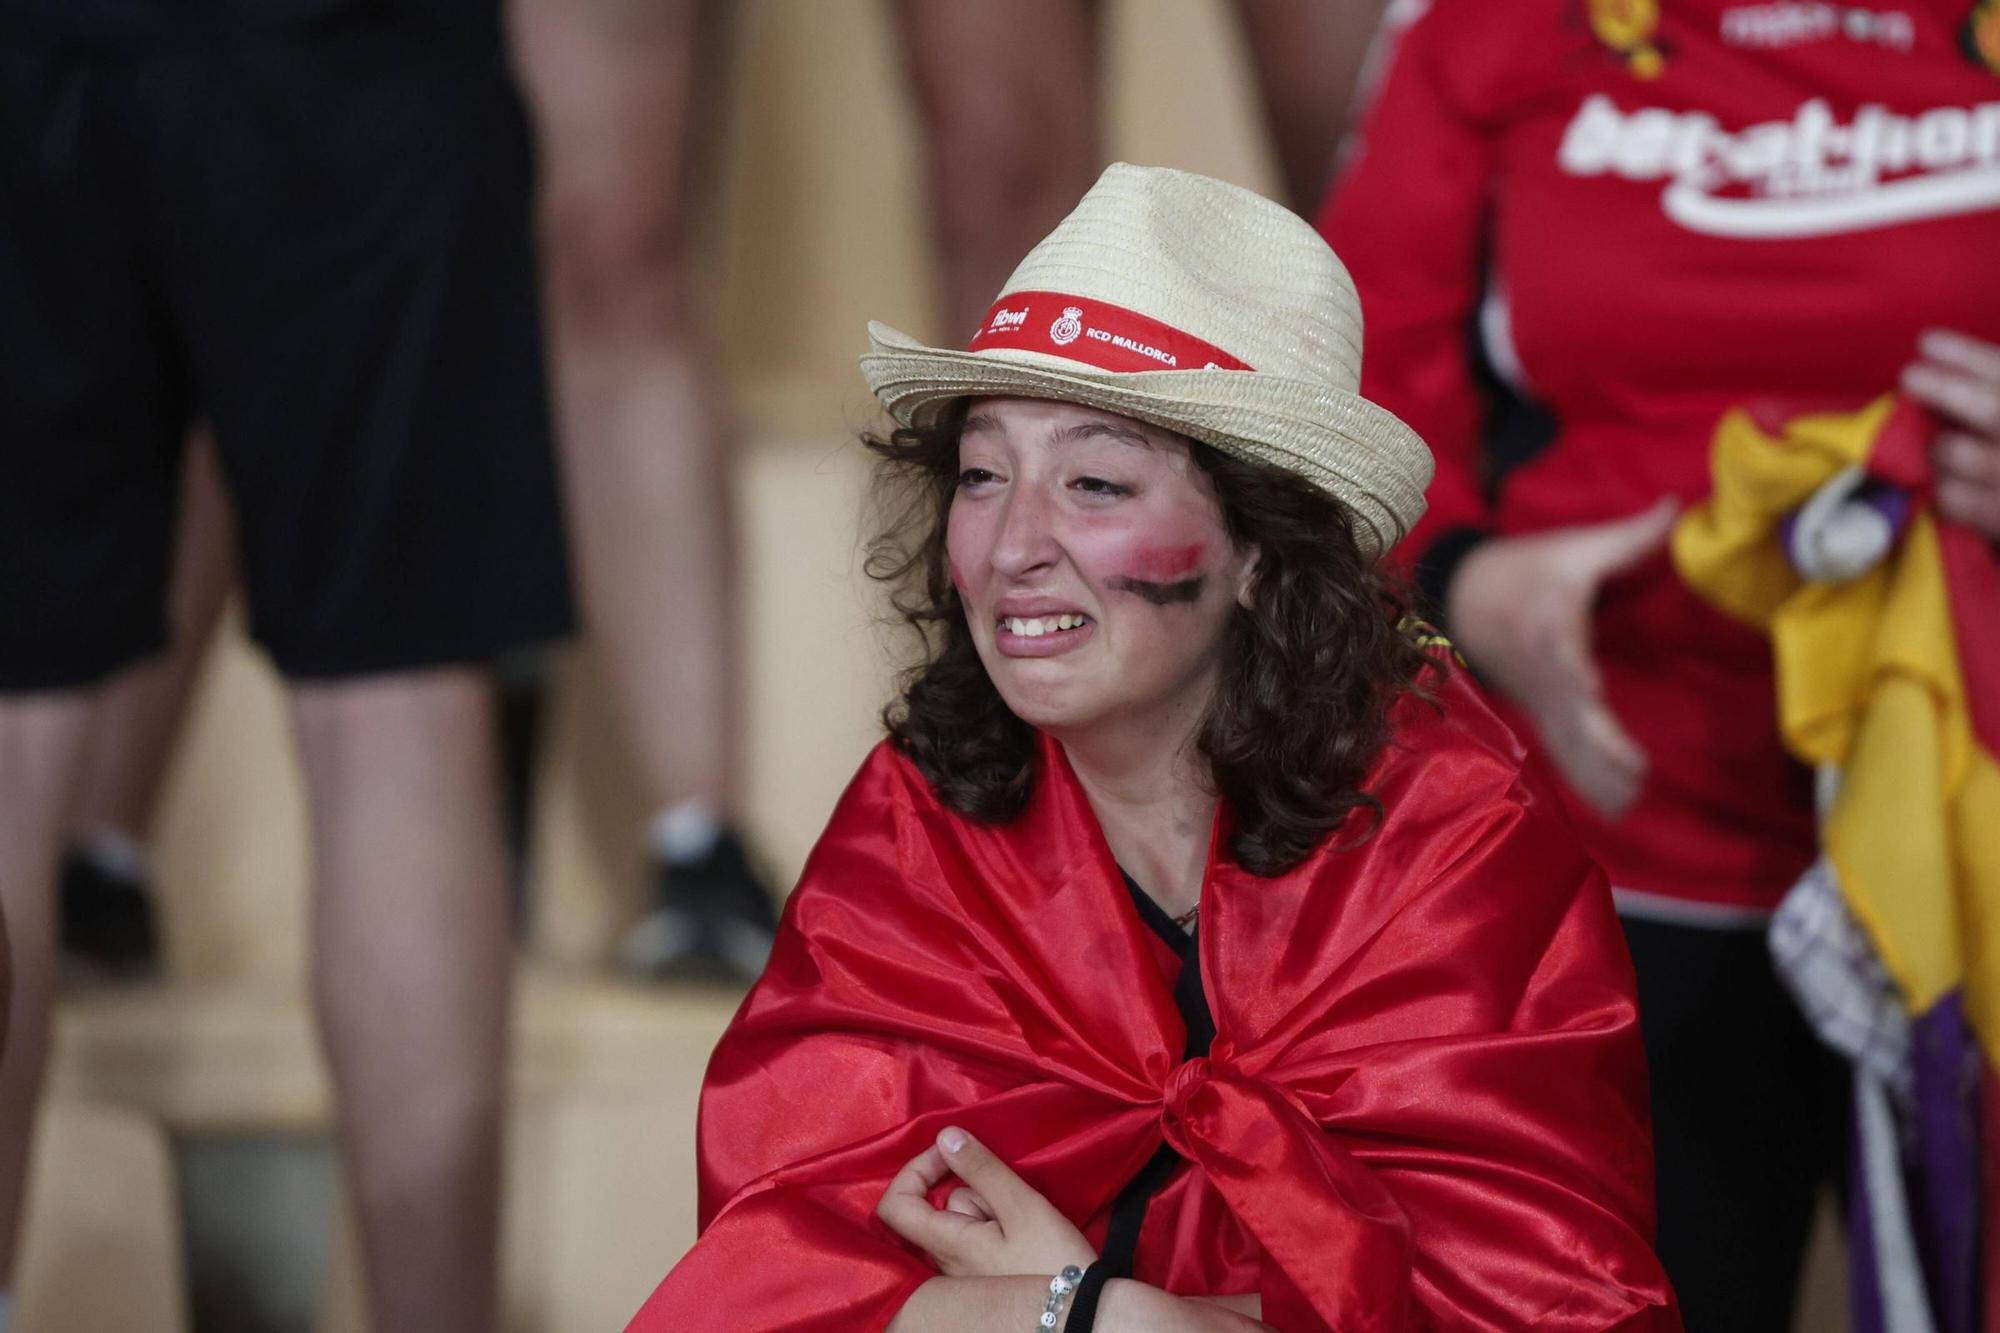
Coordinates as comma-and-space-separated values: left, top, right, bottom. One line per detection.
1587, 0, 1667, 78
1966, 0, 2000, 76
1049, 306, 1084, 346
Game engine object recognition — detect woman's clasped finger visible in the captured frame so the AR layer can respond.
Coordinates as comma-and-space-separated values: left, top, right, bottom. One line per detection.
934, 1128, 1096, 1276
876, 1142, 991, 1272
932, 1128, 1036, 1217
945, 1187, 994, 1221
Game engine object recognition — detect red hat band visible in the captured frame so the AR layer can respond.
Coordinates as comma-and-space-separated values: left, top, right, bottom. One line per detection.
966, 291, 1253, 374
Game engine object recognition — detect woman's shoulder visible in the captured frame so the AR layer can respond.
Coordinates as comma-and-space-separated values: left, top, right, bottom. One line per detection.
819, 737, 938, 815
799, 738, 933, 857
786, 738, 966, 914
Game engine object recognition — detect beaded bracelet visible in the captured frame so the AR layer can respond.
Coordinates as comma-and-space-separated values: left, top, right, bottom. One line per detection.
1038, 1264, 1085, 1330
1062, 1260, 1114, 1333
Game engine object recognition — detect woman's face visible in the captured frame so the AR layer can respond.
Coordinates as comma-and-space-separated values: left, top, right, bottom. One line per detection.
947, 397, 1255, 747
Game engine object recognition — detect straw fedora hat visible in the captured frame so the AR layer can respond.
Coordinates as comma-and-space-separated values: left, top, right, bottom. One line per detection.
860, 162, 1432, 559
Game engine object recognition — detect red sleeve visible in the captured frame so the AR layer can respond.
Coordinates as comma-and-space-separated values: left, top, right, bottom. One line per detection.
1318, 0, 1497, 570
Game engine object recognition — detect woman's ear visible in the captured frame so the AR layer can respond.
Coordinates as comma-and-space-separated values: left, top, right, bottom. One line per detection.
1234, 546, 1262, 609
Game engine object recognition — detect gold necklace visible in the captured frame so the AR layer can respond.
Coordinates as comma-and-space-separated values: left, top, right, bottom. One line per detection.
1171, 901, 1200, 932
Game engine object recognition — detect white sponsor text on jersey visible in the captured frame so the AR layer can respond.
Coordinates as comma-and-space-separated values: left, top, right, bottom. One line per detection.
1558, 94, 2000, 237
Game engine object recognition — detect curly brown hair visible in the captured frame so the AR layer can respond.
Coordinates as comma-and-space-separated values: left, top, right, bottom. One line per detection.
863, 405, 1433, 875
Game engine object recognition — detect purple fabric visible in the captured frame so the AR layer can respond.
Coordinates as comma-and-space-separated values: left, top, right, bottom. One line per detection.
1853, 1114, 1889, 1333
1842, 992, 1985, 1333
1863, 483, 1915, 540
1910, 993, 1983, 1333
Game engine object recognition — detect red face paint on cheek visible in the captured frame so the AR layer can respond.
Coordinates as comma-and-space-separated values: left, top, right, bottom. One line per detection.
1121, 542, 1206, 584
948, 558, 966, 594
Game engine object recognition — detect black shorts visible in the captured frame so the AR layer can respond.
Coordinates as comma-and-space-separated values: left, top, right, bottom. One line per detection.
0, 20, 573, 690
1620, 914, 1849, 1332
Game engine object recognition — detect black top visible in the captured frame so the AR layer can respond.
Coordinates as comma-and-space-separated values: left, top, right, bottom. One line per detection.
0, 0, 501, 42
1102, 871, 1215, 1279
1121, 870, 1215, 1060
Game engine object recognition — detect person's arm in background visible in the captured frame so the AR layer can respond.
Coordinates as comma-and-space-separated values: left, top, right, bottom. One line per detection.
1904, 329, 2000, 542
1315, 0, 1495, 614
1316, 5, 1674, 817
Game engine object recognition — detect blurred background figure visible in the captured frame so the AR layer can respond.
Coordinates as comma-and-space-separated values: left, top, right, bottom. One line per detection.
58, 439, 232, 982
42, 0, 1403, 1001
39, 0, 769, 992
511, 0, 782, 984
1321, 1, 2000, 1327
892, 0, 1390, 340
0, 6, 572, 1333
495, 0, 1396, 986
49, 0, 780, 994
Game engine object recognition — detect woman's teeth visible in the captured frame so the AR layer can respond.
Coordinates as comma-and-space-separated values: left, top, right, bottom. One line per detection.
1002, 614, 1089, 637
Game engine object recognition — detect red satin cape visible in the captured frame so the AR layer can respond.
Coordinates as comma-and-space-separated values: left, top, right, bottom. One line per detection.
628, 663, 1679, 1331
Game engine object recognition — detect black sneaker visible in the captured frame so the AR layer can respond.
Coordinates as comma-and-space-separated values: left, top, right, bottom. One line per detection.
59, 847, 162, 982
616, 830, 779, 984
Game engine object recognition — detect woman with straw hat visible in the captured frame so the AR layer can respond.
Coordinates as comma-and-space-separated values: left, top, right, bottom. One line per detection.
626, 165, 1677, 1332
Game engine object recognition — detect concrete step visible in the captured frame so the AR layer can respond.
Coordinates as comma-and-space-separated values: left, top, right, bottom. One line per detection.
51, 968, 739, 1331
19, 1100, 187, 1333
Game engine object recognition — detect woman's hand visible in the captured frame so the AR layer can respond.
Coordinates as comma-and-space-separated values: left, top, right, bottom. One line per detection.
878, 1131, 1273, 1331
1445, 499, 1679, 817
1901, 329, 2000, 540
876, 1127, 1095, 1279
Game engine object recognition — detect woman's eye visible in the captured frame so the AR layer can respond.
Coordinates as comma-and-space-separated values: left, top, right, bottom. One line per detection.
1072, 476, 1130, 497
955, 467, 999, 489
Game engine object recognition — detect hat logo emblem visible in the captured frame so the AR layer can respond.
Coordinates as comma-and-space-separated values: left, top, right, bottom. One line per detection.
1049, 306, 1084, 346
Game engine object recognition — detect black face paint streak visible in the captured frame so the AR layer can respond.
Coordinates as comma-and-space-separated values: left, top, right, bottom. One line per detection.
1109, 575, 1205, 606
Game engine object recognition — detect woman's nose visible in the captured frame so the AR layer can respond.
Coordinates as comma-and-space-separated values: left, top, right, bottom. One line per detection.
989, 483, 1061, 576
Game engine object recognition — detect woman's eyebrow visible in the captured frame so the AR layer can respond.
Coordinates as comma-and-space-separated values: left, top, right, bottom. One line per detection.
960, 410, 1004, 438
1055, 420, 1157, 450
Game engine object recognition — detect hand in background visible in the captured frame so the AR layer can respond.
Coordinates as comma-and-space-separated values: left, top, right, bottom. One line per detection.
1901, 329, 2000, 540
1445, 500, 1679, 818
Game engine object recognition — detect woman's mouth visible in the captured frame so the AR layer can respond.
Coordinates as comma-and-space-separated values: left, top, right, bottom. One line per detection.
995, 612, 1095, 656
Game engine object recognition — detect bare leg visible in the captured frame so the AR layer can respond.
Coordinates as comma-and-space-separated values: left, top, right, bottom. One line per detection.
1228, 0, 1392, 212
512, 0, 740, 819
293, 669, 511, 1333
68, 436, 235, 848
0, 694, 95, 1285
891, 0, 1103, 339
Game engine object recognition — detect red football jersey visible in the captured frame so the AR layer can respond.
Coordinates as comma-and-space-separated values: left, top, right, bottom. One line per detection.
1323, 0, 2000, 913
